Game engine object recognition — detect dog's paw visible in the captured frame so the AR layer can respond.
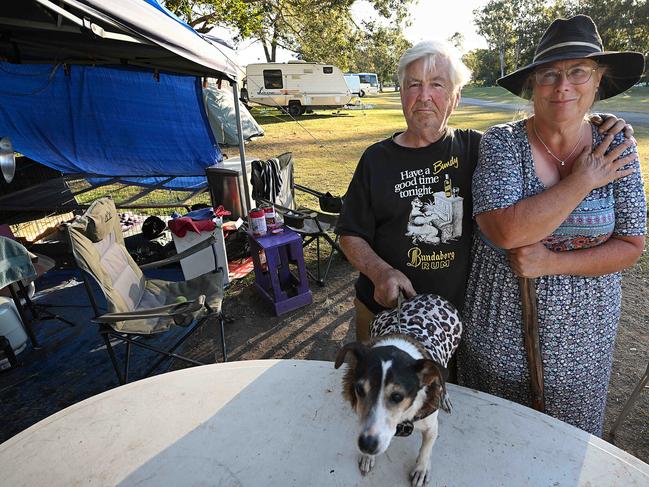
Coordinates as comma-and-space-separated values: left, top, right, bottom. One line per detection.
441, 391, 452, 414
410, 463, 430, 487
358, 453, 375, 475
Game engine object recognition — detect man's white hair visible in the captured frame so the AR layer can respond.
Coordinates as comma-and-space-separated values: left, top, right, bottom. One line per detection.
398, 40, 472, 91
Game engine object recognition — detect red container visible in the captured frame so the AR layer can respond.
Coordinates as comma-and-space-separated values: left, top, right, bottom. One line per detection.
249, 208, 267, 236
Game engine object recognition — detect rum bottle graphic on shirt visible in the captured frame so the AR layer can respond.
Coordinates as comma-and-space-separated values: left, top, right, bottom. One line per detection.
444, 174, 452, 197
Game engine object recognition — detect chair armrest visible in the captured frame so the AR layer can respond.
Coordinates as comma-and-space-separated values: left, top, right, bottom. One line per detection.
92, 295, 206, 323
294, 183, 323, 198
140, 235, 217, 270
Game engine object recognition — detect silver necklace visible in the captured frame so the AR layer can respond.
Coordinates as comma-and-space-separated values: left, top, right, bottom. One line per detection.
532, 119, 584, 166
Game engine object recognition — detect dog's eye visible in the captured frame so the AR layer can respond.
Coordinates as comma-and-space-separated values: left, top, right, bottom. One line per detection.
355, 383, 365, 397
390, 393, 403, 403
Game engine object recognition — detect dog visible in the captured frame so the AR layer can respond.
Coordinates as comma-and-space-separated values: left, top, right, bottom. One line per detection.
335, 294, 462, 486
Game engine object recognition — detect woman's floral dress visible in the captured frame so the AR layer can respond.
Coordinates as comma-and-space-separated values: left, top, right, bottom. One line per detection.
458, 120, 646, 436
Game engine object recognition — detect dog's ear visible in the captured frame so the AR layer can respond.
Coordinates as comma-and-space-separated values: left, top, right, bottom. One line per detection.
334, 342, 367, 369
414, 359, 451, 413
413, 359, 443, 386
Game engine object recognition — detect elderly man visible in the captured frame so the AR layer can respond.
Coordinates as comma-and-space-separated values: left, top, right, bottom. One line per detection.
336, 40, 479, 341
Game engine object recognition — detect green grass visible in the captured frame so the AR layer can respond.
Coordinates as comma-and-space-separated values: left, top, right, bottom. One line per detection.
462, 84, 649, 113
461, 85, 524, 104
594, 86, 649, 113
247, 91, 649, 205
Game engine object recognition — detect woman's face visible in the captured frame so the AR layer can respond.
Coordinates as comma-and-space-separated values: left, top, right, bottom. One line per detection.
532, 58, 603, 123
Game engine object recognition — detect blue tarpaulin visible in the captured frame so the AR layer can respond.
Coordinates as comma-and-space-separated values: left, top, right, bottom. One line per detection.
0, 62, 222, 189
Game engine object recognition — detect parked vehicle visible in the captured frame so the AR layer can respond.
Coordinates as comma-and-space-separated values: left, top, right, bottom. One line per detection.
243, 61, 352, 116
344, 74, 361, 97
353, 72, 379, 97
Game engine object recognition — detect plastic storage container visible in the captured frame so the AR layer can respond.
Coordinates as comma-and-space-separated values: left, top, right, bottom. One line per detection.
171, 220, 230, 285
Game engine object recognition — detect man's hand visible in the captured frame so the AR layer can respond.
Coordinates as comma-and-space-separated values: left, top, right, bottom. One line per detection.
590, 113, 634, 140
372, 268, 416, 308
339, 235, 417, 308
508, 242, 555, 278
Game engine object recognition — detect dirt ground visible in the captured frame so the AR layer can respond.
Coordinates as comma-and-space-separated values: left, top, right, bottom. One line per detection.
178, 252, 648, 464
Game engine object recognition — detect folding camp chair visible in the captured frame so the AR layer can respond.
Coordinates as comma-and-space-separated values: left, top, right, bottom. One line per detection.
67, 197, 226, 384
251, 153, 344, 286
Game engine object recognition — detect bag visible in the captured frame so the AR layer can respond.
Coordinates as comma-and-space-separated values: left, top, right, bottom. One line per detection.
319, 192, 343, 213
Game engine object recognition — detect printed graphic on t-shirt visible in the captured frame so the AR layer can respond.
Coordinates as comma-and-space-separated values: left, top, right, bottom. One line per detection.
394, 158, 464, 247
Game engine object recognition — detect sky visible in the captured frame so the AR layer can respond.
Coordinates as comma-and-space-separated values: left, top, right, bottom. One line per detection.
213, 0, 489, 68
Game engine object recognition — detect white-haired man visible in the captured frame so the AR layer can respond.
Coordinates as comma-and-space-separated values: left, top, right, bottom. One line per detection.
336, 40, 479, 341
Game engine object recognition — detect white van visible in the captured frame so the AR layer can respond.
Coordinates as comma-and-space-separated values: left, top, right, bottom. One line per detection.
243, 61, 352, 116
354, 72, 379, 97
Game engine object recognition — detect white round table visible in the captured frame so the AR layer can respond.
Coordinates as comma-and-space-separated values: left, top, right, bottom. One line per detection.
1, 360, 647, 486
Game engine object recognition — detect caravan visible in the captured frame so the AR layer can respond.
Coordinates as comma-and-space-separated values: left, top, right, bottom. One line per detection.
243, 61, 352, 116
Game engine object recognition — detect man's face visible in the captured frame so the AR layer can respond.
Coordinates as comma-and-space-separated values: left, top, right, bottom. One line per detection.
400, 57, 460, 141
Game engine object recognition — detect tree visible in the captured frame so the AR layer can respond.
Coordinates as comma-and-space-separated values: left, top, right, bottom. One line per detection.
346, 22, 411, 88
462, 48, 501, 86
563, 0, 649, 55
164, 0, 414, 63
473, 0, 570, 82
473, 0, 513, 78
448, 32, 465, 52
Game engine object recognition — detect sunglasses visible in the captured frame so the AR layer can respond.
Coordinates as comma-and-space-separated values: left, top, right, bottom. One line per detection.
533, 65, 598, 86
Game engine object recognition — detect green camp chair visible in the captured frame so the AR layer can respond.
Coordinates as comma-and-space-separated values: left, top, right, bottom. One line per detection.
67, 196, 226, 384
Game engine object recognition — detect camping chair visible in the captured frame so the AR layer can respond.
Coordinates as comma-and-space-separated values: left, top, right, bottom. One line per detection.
251, 153, 344, 286
67, 197, 226, 385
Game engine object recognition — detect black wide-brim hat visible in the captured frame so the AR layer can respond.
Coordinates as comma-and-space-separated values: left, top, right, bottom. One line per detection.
497, 15, 645, 100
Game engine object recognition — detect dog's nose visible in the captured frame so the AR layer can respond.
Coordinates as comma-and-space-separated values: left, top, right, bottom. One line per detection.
358, 434, 379, 454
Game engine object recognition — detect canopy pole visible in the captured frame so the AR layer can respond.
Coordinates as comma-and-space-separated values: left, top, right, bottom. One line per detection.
230, 79, 252, 214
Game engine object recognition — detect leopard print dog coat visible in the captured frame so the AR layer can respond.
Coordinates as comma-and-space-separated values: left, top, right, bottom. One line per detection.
369, 294, 463, 368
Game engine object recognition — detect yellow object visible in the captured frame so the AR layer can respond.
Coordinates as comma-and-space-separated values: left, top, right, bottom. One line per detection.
175, 296, 187, 303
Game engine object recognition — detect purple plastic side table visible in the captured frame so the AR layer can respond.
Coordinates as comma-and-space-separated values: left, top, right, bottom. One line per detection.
247, 228, 312, 315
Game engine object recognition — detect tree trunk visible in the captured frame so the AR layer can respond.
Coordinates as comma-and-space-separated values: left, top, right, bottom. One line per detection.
499, 47, 505, 78
262, 40, 272, 62
514, 40, 520, 70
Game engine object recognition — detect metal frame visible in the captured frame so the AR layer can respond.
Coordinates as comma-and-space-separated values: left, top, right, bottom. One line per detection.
297, 218, 341, 286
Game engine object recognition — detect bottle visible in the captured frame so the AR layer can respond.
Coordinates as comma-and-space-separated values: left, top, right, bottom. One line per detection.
263, 205, 276, 229
444, 174, 452, 197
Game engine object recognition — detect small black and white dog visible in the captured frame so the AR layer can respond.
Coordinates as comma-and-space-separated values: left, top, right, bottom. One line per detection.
335, 294, 462, 487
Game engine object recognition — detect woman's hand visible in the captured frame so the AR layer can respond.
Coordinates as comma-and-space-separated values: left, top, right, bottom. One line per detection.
570, 133, 636, 190
509, 242, 555, 278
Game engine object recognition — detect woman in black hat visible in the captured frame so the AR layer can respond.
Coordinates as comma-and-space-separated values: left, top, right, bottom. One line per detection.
457, 15, 646, 436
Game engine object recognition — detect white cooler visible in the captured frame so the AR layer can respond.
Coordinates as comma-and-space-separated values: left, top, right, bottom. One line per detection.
171, 220, 229, 285
0, 296, 28, 370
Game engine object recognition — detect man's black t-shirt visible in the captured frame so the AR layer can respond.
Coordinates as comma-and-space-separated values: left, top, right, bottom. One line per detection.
336, 128, 481, 314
